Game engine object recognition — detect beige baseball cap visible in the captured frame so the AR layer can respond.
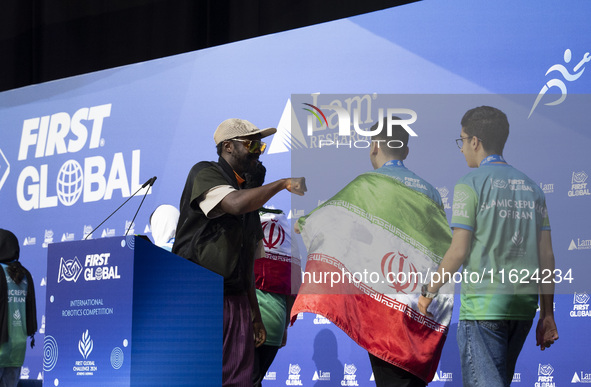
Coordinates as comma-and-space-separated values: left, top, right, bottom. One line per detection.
213, 118, 277, 145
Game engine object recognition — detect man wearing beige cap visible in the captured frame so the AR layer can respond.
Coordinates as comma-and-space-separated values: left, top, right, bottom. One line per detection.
173, 118, 306, 386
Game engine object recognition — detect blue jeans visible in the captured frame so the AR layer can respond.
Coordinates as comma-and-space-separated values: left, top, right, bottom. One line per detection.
457, 320, 533, 387
0, 367, 20, 387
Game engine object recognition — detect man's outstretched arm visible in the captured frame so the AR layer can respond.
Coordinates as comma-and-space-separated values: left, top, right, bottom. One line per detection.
220, 178, 307, 215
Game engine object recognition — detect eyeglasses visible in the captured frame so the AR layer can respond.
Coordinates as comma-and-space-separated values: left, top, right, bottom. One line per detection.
232, 138, 267, 154
455, 136, 483, 149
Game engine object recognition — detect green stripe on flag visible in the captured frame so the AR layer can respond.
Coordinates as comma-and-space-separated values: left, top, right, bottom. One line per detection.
299, 172, 451, 263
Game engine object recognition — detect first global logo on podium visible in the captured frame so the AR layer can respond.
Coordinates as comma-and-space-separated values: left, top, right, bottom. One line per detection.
58, 252, 121, 283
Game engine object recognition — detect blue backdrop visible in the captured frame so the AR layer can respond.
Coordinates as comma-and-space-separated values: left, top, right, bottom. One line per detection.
0, 0, 590, 384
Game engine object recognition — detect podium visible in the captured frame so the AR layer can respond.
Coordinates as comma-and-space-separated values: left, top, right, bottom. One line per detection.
44, 236, 223, 386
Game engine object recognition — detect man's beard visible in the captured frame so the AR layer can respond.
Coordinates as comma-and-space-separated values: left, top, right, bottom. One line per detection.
244, 156, 266, 188
244, 153, 261, 174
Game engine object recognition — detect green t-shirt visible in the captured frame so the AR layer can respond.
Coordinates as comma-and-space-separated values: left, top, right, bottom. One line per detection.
0, 266, 29, 367
256, 289, 286, 347
451, 163, 550, 320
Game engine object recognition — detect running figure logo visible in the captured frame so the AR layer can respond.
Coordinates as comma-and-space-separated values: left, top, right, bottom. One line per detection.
528, 49, 591, 118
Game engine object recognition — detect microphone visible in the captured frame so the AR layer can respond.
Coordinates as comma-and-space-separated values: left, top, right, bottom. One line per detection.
85, 177, 157, 240
125, 176, 157, 236
142, 176, 157, 189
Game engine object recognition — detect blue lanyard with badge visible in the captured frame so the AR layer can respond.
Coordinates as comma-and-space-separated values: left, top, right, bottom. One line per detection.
384, 160, 405, 168
480, 154, 506, 166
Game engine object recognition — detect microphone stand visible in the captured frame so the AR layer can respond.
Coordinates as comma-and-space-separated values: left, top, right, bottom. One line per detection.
125, 177, 157, 236
84, 177, 156, 240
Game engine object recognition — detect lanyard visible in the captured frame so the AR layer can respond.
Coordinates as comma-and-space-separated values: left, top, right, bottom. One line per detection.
480, 154, 506, 166
384, 160, 405, 168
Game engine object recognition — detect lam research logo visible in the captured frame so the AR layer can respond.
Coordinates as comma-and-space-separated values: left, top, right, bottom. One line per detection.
267, 99, 308, 154
101, 228, 116, 238
512, 372, 521, 383
568, 237, 591, 250
529, 49, 590, 118
57, 257, 83, 283
0, 147, 10, 192
432, 369, 453, 382
61, 232, 75, 242
539, 182, 554, 194
303, 103, 417, 149
263, 371, 277, 381
312, 370, 331, 381
302, 103, 329, 128
572, 370, 591, 383
287, 208, 304, 220
268, 95, 419, 153
23, 236, 36, 246
301, 101, 417, 137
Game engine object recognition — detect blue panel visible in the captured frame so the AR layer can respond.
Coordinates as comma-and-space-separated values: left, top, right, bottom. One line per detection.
130, 237, 223, 386
45, 237, 135, 386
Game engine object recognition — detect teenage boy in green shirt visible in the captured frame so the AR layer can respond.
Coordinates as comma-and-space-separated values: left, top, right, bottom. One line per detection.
419, 106, 559, 387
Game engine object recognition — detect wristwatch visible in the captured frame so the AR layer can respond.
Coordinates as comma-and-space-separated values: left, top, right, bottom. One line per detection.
421, 284, 438, 299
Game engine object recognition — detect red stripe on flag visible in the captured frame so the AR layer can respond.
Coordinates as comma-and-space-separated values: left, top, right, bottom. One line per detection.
291, 256, 448, 382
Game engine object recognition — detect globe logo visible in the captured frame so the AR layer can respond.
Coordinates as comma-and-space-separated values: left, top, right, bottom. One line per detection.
56, 160, 83, 206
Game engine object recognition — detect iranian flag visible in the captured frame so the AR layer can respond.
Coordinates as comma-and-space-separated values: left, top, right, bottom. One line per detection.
291, 172, 453, 383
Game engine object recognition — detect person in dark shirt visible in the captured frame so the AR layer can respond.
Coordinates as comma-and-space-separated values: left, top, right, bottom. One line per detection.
173, 118, 306, 386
